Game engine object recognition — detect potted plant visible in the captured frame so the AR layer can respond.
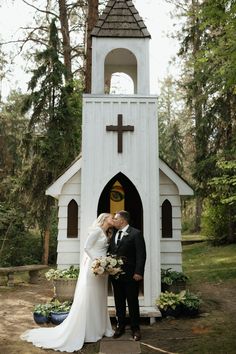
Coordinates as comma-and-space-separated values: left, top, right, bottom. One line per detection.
181, 290, 202, 316
33, 303, 52, 325
50, 299, 72, 325
156, 291, 185, 317
161, 268, 189, 293
45, 266, 79, 301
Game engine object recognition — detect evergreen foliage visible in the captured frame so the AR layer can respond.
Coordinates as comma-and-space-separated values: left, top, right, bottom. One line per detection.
0, 19, 82, 265
158, 76, 185, 175
202, 159, 236, 245
172, 0, 236, 241
20, 19, 82, 262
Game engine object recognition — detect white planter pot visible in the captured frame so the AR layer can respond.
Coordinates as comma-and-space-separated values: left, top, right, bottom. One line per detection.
53, 279, 77, 301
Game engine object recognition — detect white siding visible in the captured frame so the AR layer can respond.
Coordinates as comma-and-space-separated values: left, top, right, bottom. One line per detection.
81, 95, 160, 307
56, 171, 81, 268
160, 170, 183, 271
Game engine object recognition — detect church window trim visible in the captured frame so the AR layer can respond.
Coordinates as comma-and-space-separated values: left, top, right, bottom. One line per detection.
67, 199, 78, 238
161, 199, 173, 239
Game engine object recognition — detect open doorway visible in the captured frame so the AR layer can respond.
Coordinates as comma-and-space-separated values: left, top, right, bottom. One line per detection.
97, 172, 144, 296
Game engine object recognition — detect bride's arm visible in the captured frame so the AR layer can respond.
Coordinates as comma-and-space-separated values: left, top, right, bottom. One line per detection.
84, 228, 100, 260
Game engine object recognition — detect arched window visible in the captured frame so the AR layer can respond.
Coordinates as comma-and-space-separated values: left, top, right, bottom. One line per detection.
109, 73, 134, 94
104, 48, 137, 94
67, 199, 78, 238
161, 200, 173, 238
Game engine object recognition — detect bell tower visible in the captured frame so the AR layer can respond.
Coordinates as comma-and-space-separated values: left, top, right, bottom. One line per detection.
80, 0, 160, 315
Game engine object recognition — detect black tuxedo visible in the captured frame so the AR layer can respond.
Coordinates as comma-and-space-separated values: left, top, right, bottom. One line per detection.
108, 226, 146, 330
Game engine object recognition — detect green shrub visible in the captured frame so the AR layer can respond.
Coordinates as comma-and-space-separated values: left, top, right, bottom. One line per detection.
156, 291, 185, 311
45, 265, 80, 281
201, 200, 236, 245
161, 268, 189, 286
181, 290, 202, 310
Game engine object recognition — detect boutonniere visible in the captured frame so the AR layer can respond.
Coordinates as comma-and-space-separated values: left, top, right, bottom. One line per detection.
123, 231, 128, 237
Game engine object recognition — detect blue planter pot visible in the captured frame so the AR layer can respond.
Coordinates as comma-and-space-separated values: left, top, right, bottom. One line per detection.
50, 311, 69, 325
33, 312, 50, 325
182, 306, 199, 317
161, 305, 181, 318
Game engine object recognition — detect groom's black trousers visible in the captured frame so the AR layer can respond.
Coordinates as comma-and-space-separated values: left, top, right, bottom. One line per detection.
111, 277, 140, 330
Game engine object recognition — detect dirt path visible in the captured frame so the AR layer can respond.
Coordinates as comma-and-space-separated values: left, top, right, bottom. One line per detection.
0, 276, 236, 354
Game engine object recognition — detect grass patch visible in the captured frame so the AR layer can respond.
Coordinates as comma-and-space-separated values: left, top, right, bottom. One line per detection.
182, 234, 207, 241
183, 242, 236, 283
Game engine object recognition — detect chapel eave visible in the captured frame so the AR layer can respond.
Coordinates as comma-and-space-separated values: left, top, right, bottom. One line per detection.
46, 156, 194, 199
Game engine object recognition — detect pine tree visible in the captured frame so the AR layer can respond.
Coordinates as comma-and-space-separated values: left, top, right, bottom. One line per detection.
21, 19, 82, 264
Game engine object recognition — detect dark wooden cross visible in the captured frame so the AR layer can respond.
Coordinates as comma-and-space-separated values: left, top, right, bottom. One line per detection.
106, 114, 134, 153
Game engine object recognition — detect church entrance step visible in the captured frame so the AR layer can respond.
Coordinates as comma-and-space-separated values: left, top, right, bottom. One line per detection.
108, 306, 162, 325
99, 335, 141, 354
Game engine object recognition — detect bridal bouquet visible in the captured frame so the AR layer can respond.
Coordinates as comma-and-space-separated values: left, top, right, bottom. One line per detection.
91, 254, 125, 279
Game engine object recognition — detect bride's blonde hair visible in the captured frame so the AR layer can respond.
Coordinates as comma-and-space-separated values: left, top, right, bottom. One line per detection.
90, 213, 112, 229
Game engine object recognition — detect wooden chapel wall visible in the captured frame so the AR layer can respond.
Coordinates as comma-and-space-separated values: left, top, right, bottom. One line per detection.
159, 170, 182, 272
56, 171, 81, 270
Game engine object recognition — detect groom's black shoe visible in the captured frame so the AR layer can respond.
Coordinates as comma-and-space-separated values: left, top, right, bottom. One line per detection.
132, 329, 141, 341
113, 326, 125, 339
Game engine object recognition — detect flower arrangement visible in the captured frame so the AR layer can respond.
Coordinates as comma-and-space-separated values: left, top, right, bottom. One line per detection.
91, 254, 125, 279
45, 265, 80, 281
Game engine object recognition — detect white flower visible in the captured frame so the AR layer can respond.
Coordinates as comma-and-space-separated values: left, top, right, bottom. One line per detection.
96, 266, 105, 275
100, 258, 107, 267
108, 268, 121, 275
109, 258, 117, 267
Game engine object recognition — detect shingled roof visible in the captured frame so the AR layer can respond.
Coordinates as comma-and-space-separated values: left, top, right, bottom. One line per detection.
91, 0, 151, 38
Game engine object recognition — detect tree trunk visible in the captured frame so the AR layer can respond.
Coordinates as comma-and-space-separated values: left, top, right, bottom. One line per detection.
41, 198, 53, 265
58, 0, 73, 81
85, 0, 98, 93
43, 228, 50, 265
194, 196, 203, 233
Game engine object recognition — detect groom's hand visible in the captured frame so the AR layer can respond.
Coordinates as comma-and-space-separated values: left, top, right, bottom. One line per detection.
133, 273, 143, 281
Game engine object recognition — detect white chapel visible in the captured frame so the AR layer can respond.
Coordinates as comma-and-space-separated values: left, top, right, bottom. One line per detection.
46, 0, 193, 315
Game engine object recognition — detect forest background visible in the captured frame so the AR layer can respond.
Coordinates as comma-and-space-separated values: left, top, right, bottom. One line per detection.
0, 0, 235, 267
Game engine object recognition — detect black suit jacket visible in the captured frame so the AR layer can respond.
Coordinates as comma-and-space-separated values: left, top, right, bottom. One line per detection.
108, 226, 146, 281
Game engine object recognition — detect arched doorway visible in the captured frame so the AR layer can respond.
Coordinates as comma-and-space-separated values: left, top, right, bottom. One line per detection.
97, 172, 143, 232
98, 173, 144, 295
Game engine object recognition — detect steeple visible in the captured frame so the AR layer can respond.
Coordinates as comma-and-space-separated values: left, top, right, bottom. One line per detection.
91, 0, 151, 94
91, 0, 151, 38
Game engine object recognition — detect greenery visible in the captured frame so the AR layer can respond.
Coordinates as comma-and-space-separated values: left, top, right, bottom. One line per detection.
45, 265, 80, 281
33, 300, 72, 316
183, 242, 236, 283
181, 290, 202, 310
202, 160, 236, 245
161, 268, 189, 286
169, 0, 236, 235
33, 303, 52, 317
156, 291, 185, 311
50, 299, 72, 313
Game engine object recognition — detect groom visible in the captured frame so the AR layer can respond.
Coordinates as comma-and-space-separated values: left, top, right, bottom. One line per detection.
109, 210, 146, 341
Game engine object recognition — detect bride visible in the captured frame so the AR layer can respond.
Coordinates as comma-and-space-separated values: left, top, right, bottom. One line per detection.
21, 213, 115, 352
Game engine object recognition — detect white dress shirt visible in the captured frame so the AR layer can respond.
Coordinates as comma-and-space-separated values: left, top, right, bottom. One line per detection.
115, 224, 129, 244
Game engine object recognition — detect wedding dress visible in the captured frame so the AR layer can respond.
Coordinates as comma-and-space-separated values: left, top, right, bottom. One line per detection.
21, 227, 114, 352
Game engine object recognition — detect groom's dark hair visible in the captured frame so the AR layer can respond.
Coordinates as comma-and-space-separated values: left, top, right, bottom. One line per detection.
117, 210, 130, 223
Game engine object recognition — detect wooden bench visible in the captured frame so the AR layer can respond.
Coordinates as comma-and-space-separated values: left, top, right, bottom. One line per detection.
0, 265, 49, 287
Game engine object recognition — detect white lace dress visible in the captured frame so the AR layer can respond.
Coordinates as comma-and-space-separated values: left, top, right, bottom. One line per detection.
20, 227, 114, 352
